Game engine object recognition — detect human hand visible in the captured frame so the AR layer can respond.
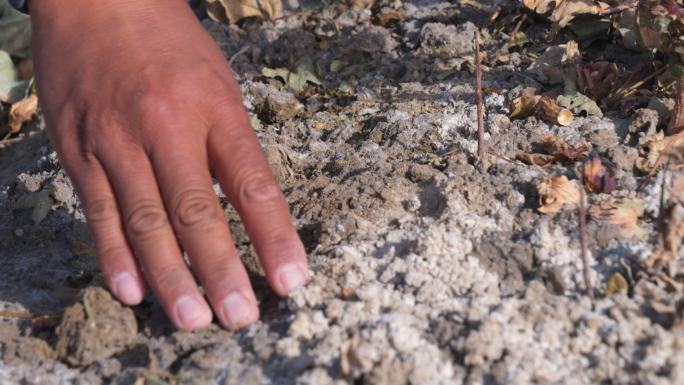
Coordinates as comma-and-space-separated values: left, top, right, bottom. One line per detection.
31, 0, 309, 331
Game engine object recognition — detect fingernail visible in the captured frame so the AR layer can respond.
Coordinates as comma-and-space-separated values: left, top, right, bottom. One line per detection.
113, 272, 143, 305
220, 292, 258, 330
175, 295, 210, 330
278, 264, 310, 294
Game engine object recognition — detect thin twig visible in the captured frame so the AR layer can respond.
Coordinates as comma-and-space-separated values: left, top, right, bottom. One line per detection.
475, 29, 486, 158
229, 46, 250, 68
0, 310, 61, 328
579, 164, 594, 298
507, 14, 527, 47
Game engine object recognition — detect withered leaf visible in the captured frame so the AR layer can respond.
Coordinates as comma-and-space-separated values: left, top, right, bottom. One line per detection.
262, 58, 322, 97
522, 0, 608, 28
537, 175, 581, 214
541, 135, 588, 162
510, 91, 541, 119
515, 152, 556, 167
516, 135, 588, 166
589, 197, 645, 237
605, 272, 629, 296
8, 93, 38, 134
346, 0, 375, 10
635, 131, 666, 173
583, 152, 617, 193
205, 0, 283, 24
509, 89, 574, 126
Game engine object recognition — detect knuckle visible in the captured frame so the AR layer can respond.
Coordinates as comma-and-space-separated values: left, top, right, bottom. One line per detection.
199, 259, 243, 284
150, 265, 190, 293
125, 200, 169, 238
173, 189, 222, 229
86, 197, 119, 223
235, 171, 282, 206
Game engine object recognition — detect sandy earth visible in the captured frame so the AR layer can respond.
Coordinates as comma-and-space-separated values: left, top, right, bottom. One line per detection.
1, 1, 684, 384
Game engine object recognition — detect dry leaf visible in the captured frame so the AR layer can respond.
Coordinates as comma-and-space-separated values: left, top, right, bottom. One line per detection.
635, 131, 666, 173
509, 89, 574, 126
541, 135, 588, 162
583, 152, 617, 193
346, 0, 375, 10
605, 272, 628, 296
8, 93, 38, 134
374, 10, 406, 26
537, 175, 581, 213
516, 135, 588, 166
577, 61, 619, 101
510, 92, 541, 119
516, 152, 556, 166
205, 0, 282, 24
522, 0, 608, 28
589, 197, 645, 237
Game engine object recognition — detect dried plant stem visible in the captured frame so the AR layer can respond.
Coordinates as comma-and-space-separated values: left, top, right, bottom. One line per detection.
579, 165, 594, 298
475, 29, 486, 158
668, 78, 684, 136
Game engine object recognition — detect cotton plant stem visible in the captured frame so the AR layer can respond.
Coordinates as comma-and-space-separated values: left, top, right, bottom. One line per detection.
579, 165, 594, 298
475, 29, 486, 158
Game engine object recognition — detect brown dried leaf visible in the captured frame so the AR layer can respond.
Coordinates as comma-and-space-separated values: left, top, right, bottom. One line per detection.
605, 272, 628, 296
205, 0, 283, 24
510, 88, 541, 119
516, 135, 588, 166
635, 131, 666, 173
577, 61, 620, 101
8, 94, 38, 134
346, 0, 375, 10
374, 10, 406, 26
537, 175, 581, 214
516, 152, 556, 166
541, 135, 588, 162
583, 152, 617, 193
589, 197, 645, 237
522, 0, 608, 28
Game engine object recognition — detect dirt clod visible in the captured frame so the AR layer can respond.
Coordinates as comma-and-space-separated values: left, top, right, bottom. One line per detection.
55, 287, 138, 366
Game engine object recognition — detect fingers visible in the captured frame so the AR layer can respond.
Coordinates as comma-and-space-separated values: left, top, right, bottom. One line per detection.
208, 112, 309, 297
62, 154, 145, 305
98, 143, 213, 331
149, 138, 259, 330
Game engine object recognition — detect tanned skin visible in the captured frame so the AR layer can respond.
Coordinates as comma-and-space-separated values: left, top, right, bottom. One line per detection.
30, 0, 310, 331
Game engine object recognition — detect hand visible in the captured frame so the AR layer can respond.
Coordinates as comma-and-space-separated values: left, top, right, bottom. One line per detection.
31, 0, 309, 331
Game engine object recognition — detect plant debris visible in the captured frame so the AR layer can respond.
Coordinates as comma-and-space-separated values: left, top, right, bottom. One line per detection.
510, 90, 574, 126
589, 196, 645, 237
205, 0, 283, 24
583, 152, 617, 193
537, 175, 581, 213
